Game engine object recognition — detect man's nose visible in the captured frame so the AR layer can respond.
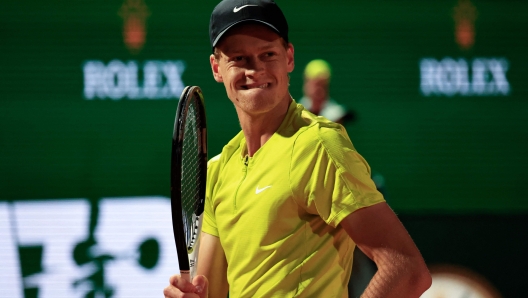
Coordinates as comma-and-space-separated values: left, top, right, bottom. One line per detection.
246, 58, 265, 76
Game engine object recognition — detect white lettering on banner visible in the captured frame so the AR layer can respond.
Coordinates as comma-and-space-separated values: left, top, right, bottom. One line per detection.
95, 197, 178, 297
14, 199, 90, 297
83, 60, 186, 100
0, 197, 179, 298
420, 57, 510, 97
0, 202, 24, 298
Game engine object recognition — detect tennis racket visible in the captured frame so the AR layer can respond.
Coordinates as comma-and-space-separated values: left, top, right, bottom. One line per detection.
171, 86, 207, 283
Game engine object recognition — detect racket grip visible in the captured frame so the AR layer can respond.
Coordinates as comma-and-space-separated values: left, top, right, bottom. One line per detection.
180, 270, 191, 283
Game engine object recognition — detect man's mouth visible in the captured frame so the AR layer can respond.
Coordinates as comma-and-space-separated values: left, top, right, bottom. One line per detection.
242, 83, 270, 90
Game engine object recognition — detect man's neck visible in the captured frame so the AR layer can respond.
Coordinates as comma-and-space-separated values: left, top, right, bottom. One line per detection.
237, 98, 291, 157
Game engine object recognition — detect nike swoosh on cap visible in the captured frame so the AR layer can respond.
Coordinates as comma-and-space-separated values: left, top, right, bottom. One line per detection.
233, 4, 258, 13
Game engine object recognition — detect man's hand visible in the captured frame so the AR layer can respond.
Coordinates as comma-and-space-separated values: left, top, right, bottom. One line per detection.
165, 233, 228, 297
163, 274, 208, 298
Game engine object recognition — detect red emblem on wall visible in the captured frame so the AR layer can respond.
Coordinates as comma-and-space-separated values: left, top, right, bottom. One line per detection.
119, 0, 150, 54
453, 0, 478, 50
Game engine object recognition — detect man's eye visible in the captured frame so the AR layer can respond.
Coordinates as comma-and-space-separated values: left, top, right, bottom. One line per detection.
234, 56, 244, 61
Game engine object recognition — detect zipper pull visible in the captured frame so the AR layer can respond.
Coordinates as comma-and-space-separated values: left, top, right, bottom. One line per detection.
244, 155, 249, 166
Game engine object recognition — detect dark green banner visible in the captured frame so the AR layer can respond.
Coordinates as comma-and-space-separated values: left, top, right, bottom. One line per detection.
1, 0, 527, 211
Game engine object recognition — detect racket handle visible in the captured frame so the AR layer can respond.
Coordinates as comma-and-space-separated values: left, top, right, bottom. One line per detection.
180, 270, 191, 283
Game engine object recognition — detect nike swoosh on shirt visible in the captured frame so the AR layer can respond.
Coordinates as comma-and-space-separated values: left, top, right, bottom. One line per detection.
255, 185, 272, 194
233, 5, 258, 13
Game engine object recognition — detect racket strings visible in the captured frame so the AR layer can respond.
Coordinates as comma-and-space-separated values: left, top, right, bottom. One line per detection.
181, 97, 204, 251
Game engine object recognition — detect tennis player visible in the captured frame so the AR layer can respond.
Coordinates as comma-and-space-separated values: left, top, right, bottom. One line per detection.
164, 0, 431, 297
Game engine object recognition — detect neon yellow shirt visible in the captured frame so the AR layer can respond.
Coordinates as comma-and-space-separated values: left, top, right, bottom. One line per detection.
203, 100, 385, 297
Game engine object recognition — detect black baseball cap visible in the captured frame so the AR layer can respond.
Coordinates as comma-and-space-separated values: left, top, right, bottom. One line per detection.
209, 0, 289, 50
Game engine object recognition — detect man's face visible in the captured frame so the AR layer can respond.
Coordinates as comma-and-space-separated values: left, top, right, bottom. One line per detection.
210, 23, 294, 117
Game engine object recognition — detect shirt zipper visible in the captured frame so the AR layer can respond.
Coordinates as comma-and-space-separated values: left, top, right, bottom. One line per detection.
234, 155, 249, 212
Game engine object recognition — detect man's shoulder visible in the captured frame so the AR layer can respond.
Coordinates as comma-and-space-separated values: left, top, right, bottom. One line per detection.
287, 101, 343, 135
207, 153, 222, 168
296, 113, 352, 149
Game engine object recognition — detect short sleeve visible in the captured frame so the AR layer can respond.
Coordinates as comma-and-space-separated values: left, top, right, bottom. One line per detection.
290, 125, 385, 227
202, 154, 221, 237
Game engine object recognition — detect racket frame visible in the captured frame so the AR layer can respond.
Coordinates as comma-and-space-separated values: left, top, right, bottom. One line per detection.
171, 86, 207, 282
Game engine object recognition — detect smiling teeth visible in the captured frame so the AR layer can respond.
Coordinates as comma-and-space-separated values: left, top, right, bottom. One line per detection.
243, 83, 268, 89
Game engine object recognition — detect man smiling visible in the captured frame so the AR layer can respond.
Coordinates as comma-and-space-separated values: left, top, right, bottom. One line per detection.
164, 1, 431, 297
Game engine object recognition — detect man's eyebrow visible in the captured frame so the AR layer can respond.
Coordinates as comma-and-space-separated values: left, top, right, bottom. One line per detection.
257, 43, 281, 52
222, 47, 242, 55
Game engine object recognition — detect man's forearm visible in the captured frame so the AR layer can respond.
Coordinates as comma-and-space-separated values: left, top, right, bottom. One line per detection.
360, 255, 431, 298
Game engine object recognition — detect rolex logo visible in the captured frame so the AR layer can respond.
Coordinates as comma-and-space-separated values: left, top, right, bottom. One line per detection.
119, 0, 150, 54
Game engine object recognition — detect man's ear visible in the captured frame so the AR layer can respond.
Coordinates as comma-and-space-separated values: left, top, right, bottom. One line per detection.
286, 43, 295, 74
210, 54, 223, 83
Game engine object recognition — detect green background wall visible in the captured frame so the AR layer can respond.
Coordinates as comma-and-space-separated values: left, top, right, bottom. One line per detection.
1, 0, 527, 297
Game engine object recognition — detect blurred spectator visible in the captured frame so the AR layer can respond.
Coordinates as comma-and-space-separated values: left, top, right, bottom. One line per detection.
300, 59, 354, 124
